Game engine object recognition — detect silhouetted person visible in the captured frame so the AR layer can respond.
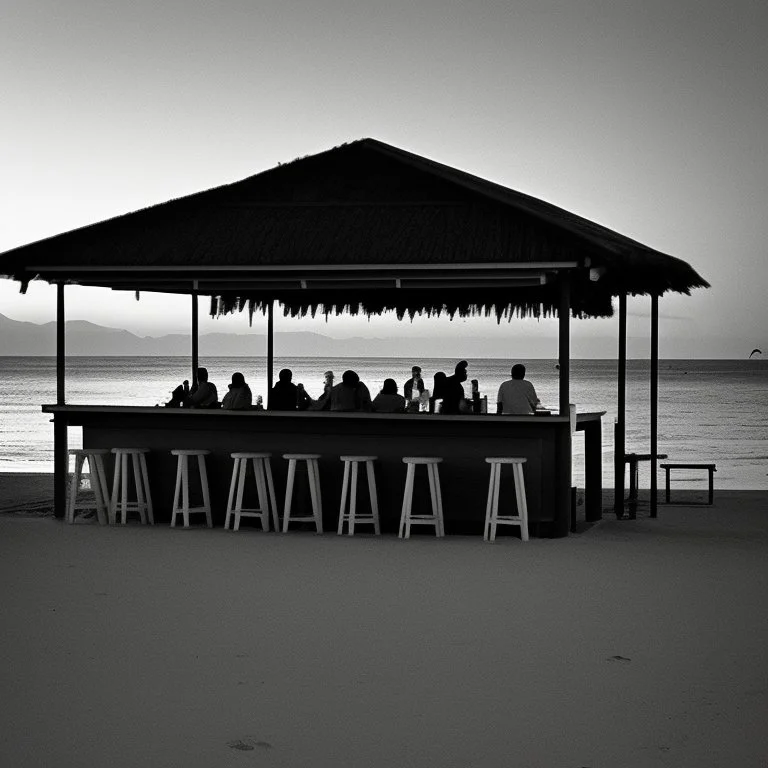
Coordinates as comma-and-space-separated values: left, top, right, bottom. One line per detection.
164, 384, 186, 408
403, 366, 425, 401
187, 367, 218, 408
269, 368, 300, 411
497, 363, 540, 414
372, 378, 406, 413
221, 372, 253, 410
430, 371, 447, 413
320, 369, 372, 412
440, 360, 468, 414
308, 370, 335, 410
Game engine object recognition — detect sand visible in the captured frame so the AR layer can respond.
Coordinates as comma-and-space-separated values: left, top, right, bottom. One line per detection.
1, 476, 767, 767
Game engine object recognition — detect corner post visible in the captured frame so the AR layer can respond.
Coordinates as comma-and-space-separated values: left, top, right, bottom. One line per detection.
650, 293, 659, 518
558, 275, 570, 415
54, 282, 67, 518
191, 286, 199, 386
554, 274, 572, 536
267, 300, 274, 395
614, 293, 627, 517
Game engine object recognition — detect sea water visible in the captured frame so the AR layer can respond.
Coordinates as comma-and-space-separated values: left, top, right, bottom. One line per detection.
1, 357, 766, 489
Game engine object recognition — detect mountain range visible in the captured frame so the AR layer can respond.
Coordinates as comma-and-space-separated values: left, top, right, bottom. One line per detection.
0, 312, 551, 358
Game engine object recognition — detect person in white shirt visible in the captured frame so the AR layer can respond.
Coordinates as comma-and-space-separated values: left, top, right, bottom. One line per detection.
496, 364, 540, 415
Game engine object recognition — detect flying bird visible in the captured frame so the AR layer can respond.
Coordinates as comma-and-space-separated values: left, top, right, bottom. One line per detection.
749, 348, 762, 358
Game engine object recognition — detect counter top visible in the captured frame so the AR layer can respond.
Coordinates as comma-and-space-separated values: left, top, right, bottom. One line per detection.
43, 404, 605, 424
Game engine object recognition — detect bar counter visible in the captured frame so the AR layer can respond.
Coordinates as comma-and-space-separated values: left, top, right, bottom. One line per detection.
44, 406, 604, 537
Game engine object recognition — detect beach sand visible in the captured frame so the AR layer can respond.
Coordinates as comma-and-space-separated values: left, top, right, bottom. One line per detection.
1, 475, 767, 767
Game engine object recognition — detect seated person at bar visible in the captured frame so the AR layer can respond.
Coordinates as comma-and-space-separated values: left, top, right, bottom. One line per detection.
440, 360, 468, 414
497, 363, 540, 414
221, 372, 253, 410
296, 382, 312, 410
318, 369, 372, 412
268, 368, 300, 411
429, 371, 447, 413
165, 384, 186, 407
187, 367, 218, 408
372, 379, 406, 413
308, 370, 335, 410
403, 366, 425, 401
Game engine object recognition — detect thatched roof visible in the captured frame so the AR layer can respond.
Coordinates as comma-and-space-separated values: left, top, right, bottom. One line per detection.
0, 138, 708, 320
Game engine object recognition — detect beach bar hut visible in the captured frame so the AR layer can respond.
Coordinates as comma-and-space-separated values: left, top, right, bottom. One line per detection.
0, 139, 708, 534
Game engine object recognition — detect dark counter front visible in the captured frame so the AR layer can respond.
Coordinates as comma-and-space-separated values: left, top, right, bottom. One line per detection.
44, 406, 604, 537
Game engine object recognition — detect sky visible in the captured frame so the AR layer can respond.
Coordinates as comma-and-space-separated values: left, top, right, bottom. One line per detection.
1, 0, 766, 358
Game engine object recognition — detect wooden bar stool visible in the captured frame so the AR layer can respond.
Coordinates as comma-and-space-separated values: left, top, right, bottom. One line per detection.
170, 450, 212, 528
282, 454, 323, 533
110, 448, 154, 525
484, 457, 529, 542
66, 448, 110, 525
337, 455, 380, 535
399, 457, 444, 539
224, 452, 279, 532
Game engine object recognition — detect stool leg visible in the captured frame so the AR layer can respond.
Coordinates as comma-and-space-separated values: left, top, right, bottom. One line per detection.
92, 456, 109, 525
199, 454, 212, 528
253, 458, 269, 531
307, 460, 323, 534
491, 462, 502, 542
514, 464, 529, 541
426, 464, 439, 535
665, 468, 671, 503
484, 464, 496, 541
283, 459, 296, 533
264, 458, 279, 532
366, 460, 380, 535
171, 455, 183, 527
139, 453, 154, 525
708, 469, 714, 505
225, 458, 239, 530
132, 453, 147, 524
120, 453, 129, 524
399, 463, 415, 539
348, 461, 359, 536
338, 461, 350, 535
233, 460, 247, 531
181, 455, 190, 528
433, 464, 445, 537
110, 455, 121, 525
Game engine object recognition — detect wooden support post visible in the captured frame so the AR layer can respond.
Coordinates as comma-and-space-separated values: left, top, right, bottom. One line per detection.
191, 290, 199, 386
267, 301, 274, 395
614, 293, 627, 517
556, 276, 572, 535
650, 293, 659, 518
558, 276, 570, 416
54, 283, 67, 518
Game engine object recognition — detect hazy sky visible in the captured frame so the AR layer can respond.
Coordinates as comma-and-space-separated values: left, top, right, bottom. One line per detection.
1, 0, 766, 357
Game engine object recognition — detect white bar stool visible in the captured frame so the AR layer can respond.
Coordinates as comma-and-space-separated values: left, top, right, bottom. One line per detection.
110, 448, 154, 525
399, 457, 444, 538
337, 456, 380, 535
170, 450, 212, 528
484, 457, 529, 542
282, 454, 323, 533
66, 448, 110, 525
224, 452, 279, 532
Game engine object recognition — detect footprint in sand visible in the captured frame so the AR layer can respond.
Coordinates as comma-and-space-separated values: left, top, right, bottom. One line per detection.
227, 738, 273, 751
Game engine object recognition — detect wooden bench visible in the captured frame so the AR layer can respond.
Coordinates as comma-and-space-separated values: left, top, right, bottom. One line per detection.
659, 463, 716, 505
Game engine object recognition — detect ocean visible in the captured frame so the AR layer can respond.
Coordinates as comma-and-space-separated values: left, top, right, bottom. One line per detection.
1, 356, 766, 490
